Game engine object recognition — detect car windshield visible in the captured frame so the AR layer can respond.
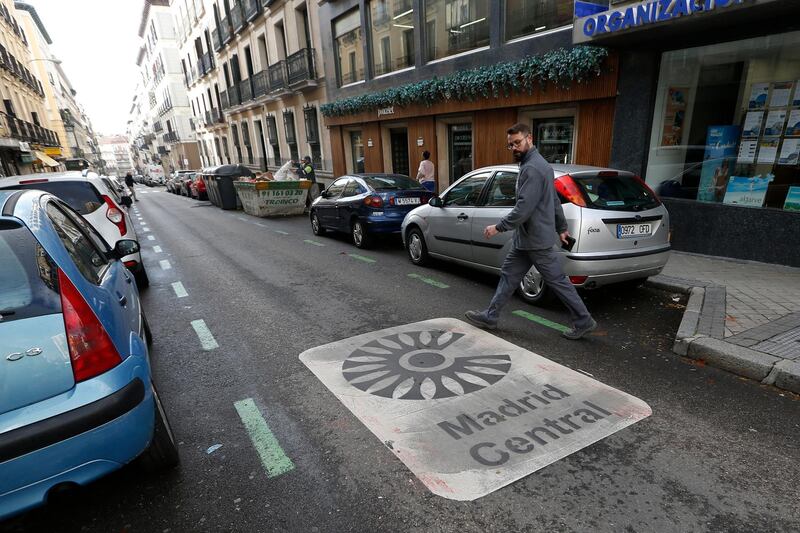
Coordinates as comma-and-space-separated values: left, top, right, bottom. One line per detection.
0, 221, 61, 323
570, 174, 660, 212
1, 181, 104, 214
362, 175, 419, 191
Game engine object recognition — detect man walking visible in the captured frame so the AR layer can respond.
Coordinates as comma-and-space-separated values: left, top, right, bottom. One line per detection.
416, 151, 435, 192
465, 123, 596, 340
124, 172, 137, 202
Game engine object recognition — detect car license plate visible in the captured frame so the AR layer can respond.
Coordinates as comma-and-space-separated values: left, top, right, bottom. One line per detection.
617, 223, 651, 238
395, 197, 420, 205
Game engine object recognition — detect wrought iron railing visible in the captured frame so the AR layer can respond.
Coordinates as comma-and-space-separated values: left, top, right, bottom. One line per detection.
220, 16, 231, 44
219, 90, 229, 110
287, 48, 316, 85
231, 3, 245, 33
228, 84, 241, 107
212, 27, 222, 52
268, 60, 288, 92
243, 0, 260, 20
1, 112, 60, 146
239, 78, 252, 102
252, 70, 268, 98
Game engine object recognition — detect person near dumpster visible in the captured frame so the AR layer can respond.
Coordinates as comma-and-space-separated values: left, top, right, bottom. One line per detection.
124, 172, 137, 201
464, 123, 597, 340
416, 151, 435, 192
299, 155, 321, 212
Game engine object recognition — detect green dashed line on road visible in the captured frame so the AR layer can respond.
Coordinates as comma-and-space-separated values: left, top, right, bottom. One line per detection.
348, 253, 376, 263
191, 319, 219, 350
304, 239, 325, 247
408, 273, 449, 289
172, 281, 188, 298
512, 310, 570, 333
234, 398, 295, 479
274, 230, 289, 235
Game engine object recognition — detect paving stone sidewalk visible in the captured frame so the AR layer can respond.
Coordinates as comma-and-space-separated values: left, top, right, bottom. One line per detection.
646, 251, 800, 394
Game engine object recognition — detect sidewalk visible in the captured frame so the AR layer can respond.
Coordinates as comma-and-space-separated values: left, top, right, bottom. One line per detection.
646, 251, 800, 394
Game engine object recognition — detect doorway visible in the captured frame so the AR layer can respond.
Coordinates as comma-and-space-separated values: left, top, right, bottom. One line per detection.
389, 128, 409, 176
448, 123, 472, 183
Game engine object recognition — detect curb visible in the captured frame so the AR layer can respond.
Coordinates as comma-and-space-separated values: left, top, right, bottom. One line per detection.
646, 275, 800, 394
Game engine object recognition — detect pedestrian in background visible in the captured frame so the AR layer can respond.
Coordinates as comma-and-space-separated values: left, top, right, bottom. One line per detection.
416, 151, 435, 192
465, 123, 597, 340
124, 172, 137, 201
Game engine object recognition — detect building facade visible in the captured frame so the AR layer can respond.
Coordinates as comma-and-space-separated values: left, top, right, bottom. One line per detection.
0, 0, 60, 176
99, 134, 135, 176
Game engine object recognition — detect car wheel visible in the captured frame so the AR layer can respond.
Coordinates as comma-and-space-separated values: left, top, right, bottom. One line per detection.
352, 220, 371, 249
134, 264, 150, 289
406, 227, 429, 266
518, 266, 554, 305
311, 212, 326, 236
139, 384, 180, 472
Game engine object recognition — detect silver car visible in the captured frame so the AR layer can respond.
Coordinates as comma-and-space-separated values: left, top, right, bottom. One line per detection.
401, 164, 671, 304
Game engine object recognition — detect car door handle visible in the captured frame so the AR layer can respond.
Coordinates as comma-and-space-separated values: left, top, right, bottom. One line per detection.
457, 213, 469, 221
116, 292, 127, 306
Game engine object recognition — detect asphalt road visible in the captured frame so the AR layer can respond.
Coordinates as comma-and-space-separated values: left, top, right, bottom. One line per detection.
3, 186, 799, 533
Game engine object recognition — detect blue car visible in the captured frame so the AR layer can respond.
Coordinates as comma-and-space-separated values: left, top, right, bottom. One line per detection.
310, 174, 433, 248
0, 190, 178, 521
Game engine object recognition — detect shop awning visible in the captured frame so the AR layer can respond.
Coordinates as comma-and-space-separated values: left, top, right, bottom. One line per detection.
34, 150, 60, 167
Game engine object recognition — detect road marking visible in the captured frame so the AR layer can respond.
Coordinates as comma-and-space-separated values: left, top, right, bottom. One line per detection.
159, 259, 172, 270
408, 273, 449, 289
234, 398, 295, 478
143, 228, 151, 233
191, 319, 219, 351
304, 239, 325, 247
153, 245, 162, 253
255, 222, 267, 227
147, 235, 155, 241
512, 310, 570, 333
172, 281, 188, 298
274, 230, 289, 235
348, 253, 376, 263
237, 216, 247, 222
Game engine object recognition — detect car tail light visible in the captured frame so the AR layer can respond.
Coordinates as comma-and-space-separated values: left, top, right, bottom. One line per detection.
19, 178, 49, 184
554, 175, 587, 207
633, 175, 661, 203
58, 269, 122, 382
102, 195, 127, 236
364, 195, 383, 208
124, 260, 138, 268
569, 275, 588, 285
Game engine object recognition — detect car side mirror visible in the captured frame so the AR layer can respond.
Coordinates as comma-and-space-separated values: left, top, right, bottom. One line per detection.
321, 190, 331, 199
114, 239, 139, 258
429, 196, 443, 208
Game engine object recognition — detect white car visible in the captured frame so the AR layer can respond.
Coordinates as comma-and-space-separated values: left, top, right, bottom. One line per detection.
0, 171, 149, 288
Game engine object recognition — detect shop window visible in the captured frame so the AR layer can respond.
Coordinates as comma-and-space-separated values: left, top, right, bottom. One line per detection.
369, 0, 415, 76
505, 0, 574, 41
350, 131, 365, 173
448, 123, 472, 183
533, 117, 574, 164
334, 9, 365, 86
646, 31, 800, 212
424, 0, 489, 62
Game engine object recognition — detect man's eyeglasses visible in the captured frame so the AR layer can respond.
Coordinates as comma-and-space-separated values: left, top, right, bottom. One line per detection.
507, 139, 527, 150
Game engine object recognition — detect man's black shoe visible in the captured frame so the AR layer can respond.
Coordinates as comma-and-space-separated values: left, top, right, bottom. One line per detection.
562, 318, 597, 340
465, 310, 497, 330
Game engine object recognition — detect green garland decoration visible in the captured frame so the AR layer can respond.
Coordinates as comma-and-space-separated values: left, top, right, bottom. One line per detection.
320, 46, 609, 118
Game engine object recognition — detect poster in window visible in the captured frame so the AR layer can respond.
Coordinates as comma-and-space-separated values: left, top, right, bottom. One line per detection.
757, 140, 779, 164
785, 110, 800, 136
778, 139, 800, 166
769, 82, 793, 108
763, 110, 787, 137
784, 186, 800, 211
748, 83, 769, 110
660, 87, 688, 147
696, 125, 740, 203
793, 81, 800, 107
723, 174, 774, 207
742, 111, 763, 138
738, 140, 758, 164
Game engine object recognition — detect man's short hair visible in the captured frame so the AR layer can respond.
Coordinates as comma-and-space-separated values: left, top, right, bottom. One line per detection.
506, 123, 531, 136
422, 150, 430, 159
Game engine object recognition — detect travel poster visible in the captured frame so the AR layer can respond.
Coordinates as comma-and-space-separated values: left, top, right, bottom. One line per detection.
769, 82, 793, 108
778, 139, 800, 165
785, 110, 800, 136
723, 174, 774, 208
793, 81, 800, 106
757, 140, 779, 164
763, 110, 787, 137
784, 186, 800, 211
748, 83, 769, 110
660, 87, 688, 146
696, 125, 740, 203
738, 140, 758, 164
742, 111, 763, 138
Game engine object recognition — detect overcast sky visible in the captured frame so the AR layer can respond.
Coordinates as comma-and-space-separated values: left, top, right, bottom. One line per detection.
30, 0, 144, 136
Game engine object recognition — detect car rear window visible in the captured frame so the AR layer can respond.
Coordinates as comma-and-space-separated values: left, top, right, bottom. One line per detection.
2, 181, 104, 214
571, 174, 660, 212
0, 220, 61, 323
363, 175, 420, 191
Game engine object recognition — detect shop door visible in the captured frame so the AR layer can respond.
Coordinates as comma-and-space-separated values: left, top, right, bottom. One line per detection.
533, 117, 574, 164
448, 124, 472, 184
390, 128, 409, 177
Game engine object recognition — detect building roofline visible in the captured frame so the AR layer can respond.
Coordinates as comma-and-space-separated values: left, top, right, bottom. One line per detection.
14, 2, 52, 44
138, 0, 169, 38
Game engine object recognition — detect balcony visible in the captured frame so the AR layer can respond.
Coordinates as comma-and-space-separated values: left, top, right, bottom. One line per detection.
286, 48, 316, 87
220, 16, 231, 45
220, 90, 229, 110
205, 110, 212, 126
239, 78, 252, 103
252, 70, 268, 98
212, 27, 222, 52
1, 112, 60, 146
163, 131, 179, 144
231, 3, 245, 33
261, 0, 278, 8
268, 60, 288, 93
199, 52, 214, 77
228, 84, 241, 107
243, 0, 261, 21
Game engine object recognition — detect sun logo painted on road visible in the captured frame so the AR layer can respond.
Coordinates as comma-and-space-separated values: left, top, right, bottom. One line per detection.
342, 330, 511, 400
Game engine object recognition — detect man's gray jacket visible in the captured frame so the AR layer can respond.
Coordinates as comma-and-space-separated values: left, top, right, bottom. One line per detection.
495, 147, 567, 250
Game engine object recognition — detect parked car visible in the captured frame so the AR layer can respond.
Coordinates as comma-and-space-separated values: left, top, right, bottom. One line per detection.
190, 174, 207, 200
310, 174, 433, 248
165, 175, 182, 194
0, 189, 178, 521
179, 172, 196, 197
0, 171, 149, 288
401, 164, 671, 304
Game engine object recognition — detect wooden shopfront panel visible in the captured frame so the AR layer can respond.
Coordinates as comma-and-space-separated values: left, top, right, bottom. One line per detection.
473, 109, 518, 169
363, 122, 384, 173
330, 126, 347, 178
575, 98, 615, 168
407, 116, 437, 180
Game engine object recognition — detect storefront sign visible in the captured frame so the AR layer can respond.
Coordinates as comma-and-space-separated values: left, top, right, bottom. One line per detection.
575, 0, 751, 42
43, 147, 62, 157
377, 106, 395, 117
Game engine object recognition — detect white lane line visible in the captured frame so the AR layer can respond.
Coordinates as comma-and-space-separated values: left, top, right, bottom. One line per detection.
143, 228, 151, 233
159, 259, 172, 270
191, 319, 219, 351
255, 222, 267, 227
153, 245, 162, 253
172, 281, 188, 298
147, 235, 155, 241
274, 230, 289, 235
237, 216, 247, 222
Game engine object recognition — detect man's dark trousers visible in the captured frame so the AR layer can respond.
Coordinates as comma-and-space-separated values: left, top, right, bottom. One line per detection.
486, 244, 592, 327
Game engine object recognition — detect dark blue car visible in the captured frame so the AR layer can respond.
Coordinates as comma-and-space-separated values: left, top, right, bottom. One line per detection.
309, 174, 432, 248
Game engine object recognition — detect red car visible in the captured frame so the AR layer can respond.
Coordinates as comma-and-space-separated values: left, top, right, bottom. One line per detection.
190, 174, 207, 200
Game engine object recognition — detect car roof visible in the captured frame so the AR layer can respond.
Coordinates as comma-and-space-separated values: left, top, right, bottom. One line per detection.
468, 163, 633, 176
0, 171, 92, 186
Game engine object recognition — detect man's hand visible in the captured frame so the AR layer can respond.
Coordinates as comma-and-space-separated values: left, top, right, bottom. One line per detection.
484, 225, 499, 239
559, 231, 571, 246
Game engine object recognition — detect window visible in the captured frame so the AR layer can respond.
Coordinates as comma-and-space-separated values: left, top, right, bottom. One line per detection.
534, 117, 574, 164
369, 0, 415, 76
3, 181, 104, 215
342, 179, 364, 198
241, 121, 253, 164
231, 124, 242, 163
266, 115, 281, 166
304, 106, 322, 167
334, 9, 364, 86
283, 111, 298, 161
327, 177, 348, 198
46, 203, 109, 284
485, 171, 517, 207
443, 173, 489, 206
350, 131, 365, 173
505, 0, 573, 41
425, 0, 489, 62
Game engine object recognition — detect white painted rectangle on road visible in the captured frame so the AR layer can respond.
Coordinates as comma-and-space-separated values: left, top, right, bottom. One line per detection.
172, 281, 188, 298
299, 318, 651, 501
191, 319, 219, 351
153, 245, 162, 253
159, 259, 171, 270
147, 235, 155, 241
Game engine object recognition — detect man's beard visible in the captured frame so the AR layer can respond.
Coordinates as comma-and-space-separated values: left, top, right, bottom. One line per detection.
512, 149, 525, 162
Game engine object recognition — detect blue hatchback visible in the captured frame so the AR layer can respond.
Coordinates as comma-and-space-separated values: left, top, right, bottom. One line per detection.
0, 190, 178, 521
309, 174, 433, 248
